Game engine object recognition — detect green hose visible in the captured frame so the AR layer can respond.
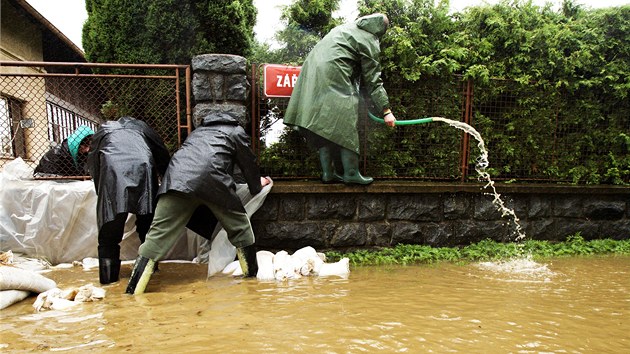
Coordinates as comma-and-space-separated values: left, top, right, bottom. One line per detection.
368, 111, 434, 125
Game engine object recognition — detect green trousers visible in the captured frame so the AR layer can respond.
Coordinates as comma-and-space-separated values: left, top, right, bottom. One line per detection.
138, 191, 254, 261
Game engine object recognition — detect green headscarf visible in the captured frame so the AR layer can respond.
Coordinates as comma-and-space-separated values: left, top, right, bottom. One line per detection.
67, 125, 94, 167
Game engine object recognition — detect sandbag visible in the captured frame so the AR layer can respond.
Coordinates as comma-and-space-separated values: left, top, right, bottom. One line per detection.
221, 247, 350, 281
0, 289, 30, 310
0, 266, 57, 293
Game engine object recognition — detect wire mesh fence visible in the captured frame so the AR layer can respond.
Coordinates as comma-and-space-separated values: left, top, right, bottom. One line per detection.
470, 79, 629, 184
0, 62, 190, 179
2, 61, 626, 184
252, 75, 468, 181
252, 64, 629, 184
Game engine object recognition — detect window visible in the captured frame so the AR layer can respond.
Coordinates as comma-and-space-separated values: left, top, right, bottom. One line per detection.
0, 96, 26, 158
46, 101, 97, 144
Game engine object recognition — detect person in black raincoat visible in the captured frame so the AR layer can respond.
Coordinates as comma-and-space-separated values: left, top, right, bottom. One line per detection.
126, 112, 271, 295
34, 125, 94, 177
87, 117, 171, 284
284, 13, 396, 185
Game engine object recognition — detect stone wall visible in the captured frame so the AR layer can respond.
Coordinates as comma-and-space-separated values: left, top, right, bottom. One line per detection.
251, 182, 630, 251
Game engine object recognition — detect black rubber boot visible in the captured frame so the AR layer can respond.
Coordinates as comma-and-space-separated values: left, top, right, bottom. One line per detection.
236, 245, 258, 278
125, 256, 156, 295
340, 148, 373, 185
99, 258, 121, 284
318, 146, 343, 184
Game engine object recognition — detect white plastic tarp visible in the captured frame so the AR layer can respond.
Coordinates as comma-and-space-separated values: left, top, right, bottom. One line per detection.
0, 158, 272, 266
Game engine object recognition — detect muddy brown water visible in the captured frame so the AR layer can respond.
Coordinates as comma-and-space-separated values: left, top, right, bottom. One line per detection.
1, 255, 628, 353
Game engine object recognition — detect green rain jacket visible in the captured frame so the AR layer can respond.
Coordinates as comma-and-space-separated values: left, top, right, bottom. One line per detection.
283, 13, 390, 154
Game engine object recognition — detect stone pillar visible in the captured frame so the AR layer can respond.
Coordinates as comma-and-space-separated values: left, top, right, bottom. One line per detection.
191, 54, 249, 127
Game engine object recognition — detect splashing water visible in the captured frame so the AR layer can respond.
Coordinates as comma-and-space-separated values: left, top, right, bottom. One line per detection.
476, 255, 554, 281
431, 117, 527, 241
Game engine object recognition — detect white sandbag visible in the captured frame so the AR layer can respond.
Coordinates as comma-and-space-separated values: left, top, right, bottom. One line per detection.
0, 266, 57, 293
272, 250, 289, 270
291, 246, 319, 262
74, 283, 106, 302
256, 250, 275, 281
33, 283, 105, 312
81, 258, 99, 270
225, 247, 351, 281
0, 250, 51, 272
0, 289, 30, 310
273, 250, 301, 280
207, 179, 274, 276
33, 289, 78, 311
317, 258, 350, 278
207, 228, 237, 276
221, 260, 241, 275
290, 246, 324, 276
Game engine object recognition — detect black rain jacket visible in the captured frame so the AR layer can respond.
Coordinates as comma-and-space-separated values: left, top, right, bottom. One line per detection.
88, 117, 170, 227
158, 113, 263, 239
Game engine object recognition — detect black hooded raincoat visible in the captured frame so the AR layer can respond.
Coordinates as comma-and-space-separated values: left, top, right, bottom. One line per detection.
158, 113, 263, 238
88, 117, 171, 228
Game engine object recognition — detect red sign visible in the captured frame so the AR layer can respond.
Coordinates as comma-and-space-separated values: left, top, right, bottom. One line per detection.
264, 64, 301, 97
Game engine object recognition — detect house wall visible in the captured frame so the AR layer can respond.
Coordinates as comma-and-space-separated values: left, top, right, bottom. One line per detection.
0, 0, 96, 169
0, 0, 44, 66
0, 0, 49, 168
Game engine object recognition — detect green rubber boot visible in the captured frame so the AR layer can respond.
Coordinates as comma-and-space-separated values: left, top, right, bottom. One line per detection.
236, 245, 258, 278
125, 256, 155, 295
318, 146, 343, 184
340, 148, 373, 185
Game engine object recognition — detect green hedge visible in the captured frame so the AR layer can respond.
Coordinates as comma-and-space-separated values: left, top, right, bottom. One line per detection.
326, 234, 630, 266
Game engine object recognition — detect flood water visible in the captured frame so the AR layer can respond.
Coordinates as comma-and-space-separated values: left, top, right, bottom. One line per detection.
1, 255, 628, 353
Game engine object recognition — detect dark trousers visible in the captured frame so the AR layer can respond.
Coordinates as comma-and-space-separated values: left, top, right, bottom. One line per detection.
98, 212, 153, 259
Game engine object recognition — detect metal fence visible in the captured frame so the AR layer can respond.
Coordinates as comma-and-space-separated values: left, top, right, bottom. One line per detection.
0, 61, 191, 178
252, 64, 629, 184
2, 61, 627, 184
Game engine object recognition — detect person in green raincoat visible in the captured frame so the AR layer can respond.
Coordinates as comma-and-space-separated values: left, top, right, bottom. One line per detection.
283, 13, 396, 185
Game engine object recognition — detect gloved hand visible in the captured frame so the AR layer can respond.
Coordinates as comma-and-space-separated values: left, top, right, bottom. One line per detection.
384, 112, 396, 127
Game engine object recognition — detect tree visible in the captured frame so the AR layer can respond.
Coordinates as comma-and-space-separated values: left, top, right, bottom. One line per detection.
83, 0, 257, 64
359, 0, 460, 81
274, 0, 343, 64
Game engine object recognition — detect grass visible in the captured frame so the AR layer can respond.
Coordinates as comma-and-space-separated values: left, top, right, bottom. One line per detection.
325, 233, 630, 266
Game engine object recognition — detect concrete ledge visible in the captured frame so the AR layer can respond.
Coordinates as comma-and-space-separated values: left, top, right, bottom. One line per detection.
269, 180, 630, 195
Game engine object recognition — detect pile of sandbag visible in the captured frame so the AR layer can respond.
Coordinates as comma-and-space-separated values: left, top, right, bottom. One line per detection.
0, 251, 57, 310
221, 246, 350, 280
0, 250, 106, 311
